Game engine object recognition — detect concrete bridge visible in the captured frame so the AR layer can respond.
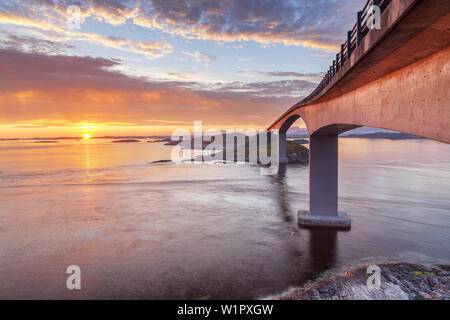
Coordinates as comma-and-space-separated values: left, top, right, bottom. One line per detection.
267, 0, 450, 229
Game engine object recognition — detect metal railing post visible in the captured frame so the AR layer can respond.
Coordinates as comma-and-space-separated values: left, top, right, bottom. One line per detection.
336, 54, 340, 72
347, 31, 352, 58
357, 11, 362, 46
299, 0, 393, 103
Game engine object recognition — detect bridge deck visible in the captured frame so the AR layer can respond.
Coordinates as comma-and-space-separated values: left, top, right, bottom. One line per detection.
268, 0, 450, 134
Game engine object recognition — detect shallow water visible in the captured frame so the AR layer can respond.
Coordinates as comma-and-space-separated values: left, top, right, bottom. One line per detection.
0, 138, 449, 299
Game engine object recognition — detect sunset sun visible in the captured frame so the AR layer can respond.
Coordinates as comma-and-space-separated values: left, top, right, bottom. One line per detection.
83, 133, 91, 139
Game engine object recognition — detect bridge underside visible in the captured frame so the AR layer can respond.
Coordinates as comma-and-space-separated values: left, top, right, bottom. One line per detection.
269, 6, 450, 228
274, 46, 450, 143
282, 47, 449, 229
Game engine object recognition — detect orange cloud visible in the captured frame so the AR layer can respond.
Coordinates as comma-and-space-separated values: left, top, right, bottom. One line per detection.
0, 47, 314, 137
0, 5, 172, 58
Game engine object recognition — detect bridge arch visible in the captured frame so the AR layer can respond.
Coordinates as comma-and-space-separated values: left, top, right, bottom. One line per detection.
267, 0, 450, 229
310, 124, 361, 137
279, 114, 301, 134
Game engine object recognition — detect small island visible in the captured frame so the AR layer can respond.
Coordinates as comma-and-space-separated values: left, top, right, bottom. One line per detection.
147, 138, 171, 143
341, 132, 425, 140
33, 140, 59, 143
149, 160, 172, 164
291, 139, 309, 145
151, 134, 311, 165
112, 139, 141, 143
161, 136, 309, 165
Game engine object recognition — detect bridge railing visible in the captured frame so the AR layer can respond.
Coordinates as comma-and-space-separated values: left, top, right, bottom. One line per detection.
302, 0, 392, 103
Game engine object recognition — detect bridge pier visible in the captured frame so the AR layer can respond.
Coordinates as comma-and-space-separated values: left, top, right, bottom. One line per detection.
268, 0, 450, 230
298, 134, 351, 230
278, 131, 289, 164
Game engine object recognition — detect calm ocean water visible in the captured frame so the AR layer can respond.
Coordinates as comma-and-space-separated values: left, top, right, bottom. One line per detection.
0, 138, 449, 299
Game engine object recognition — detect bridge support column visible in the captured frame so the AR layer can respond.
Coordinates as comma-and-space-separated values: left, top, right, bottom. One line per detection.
278, 131, 288, 164
298, 134, 351, 229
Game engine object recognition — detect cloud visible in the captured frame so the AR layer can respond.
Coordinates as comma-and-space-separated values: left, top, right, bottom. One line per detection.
237, 70, 323, 81
165, 72, 192, 80
0, 32, 75, 54
0, 0, 362, 53
183, 51, 217, 66
0, 1, 173, 58
133, 0, 361, 51
212, 79, 317, 98
262, 71, 323, 79
0, 48, 317, 128
238, 57, 254, 62
14, 124, 48, 128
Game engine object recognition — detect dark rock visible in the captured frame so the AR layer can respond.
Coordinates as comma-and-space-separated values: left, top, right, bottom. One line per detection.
163, 140, 180, 146
272, 262, 450, 300
287, 150, 309, 164
286, 141, 309, 164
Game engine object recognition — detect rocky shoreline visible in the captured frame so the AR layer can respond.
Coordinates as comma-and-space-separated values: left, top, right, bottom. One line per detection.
286, 141, 308, 164
149, 137, 310, 165
270, 260, 449, 300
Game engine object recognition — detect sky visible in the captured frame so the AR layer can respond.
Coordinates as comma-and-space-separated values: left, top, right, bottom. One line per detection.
0, 0, 363, 138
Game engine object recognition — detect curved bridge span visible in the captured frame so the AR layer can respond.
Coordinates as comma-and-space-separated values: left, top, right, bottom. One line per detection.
267, 0, 450, 229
